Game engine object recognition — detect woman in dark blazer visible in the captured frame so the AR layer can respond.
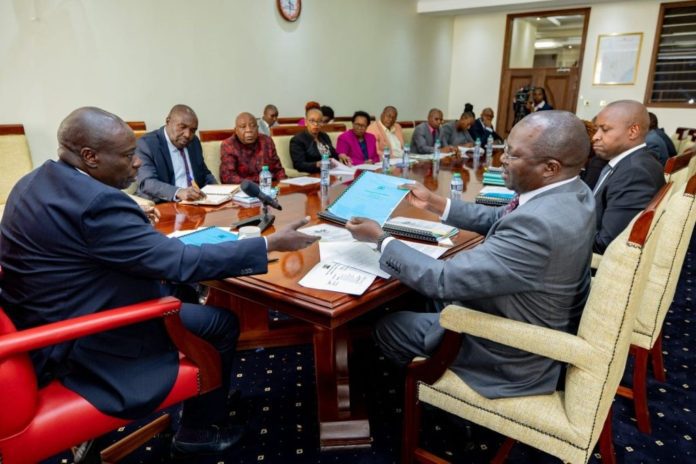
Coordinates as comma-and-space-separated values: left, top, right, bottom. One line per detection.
290, 107, 348, 173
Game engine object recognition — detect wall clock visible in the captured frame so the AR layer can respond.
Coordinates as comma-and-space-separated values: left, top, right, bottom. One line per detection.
277, 0, 301, 22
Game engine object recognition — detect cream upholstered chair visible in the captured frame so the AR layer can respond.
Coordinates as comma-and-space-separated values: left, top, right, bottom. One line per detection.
401, 185, 670, 464
617, 174, 696, 433
199, 129, 233, 183
664, 149, 695, 187
0, 125, 33, 213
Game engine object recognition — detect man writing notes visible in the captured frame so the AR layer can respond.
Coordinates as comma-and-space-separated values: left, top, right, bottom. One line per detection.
440, 111, 475, 147
346, 111, 595, 399
0, 107, 319, 458
136, 104, 218, 202
591, 100, 665, 254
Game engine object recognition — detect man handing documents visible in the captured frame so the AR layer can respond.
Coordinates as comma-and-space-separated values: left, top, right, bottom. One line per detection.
346, 111, 596, 399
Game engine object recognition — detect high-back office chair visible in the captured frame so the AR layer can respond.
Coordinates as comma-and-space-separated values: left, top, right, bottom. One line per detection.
617, 174, 696, 433
0, 124, 33, 219
125, 121, 147, 131
199, 129, 234, 181
0, 296, 221, 463
270, 124, 347, 178
401, 184, 670, 464
664, 149, 696, 187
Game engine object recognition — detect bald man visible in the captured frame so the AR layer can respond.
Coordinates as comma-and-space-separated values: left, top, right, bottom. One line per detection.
469, 107, 503, 148
591, 100, 665, 254
136, 104, 218, 202
346, 111, 595, 399
220, 112, 286, 184
412, 108, 455, 154
0, 107, 319, 458
257, 104, 278, 136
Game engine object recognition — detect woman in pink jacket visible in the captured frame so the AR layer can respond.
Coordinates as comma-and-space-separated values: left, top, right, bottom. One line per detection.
336, 111, 379, 165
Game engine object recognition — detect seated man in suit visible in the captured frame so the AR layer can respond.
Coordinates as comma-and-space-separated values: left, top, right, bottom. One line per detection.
220, 112, 287, 184
646, 111, 677, 164
440, 111, 475, 147
136, 104, 218, 202
367, 105, 405, 158
412, 108, 455, 154
591, 100, 665, 254
0, 107, 319, 458
346, 110, 595, 399
528, 87, 553, 112
468, 107, 503, 148
257, 104, 278, 136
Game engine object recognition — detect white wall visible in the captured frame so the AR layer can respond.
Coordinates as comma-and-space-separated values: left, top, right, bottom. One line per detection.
0, 0, 453, 165
509, 19, 536, 68
448, 0, 694, 134
448, 12, 506, 119
576, 0, 694, 132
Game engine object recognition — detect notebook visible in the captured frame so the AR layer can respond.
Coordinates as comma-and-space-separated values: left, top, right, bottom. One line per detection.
176, 227, 238, 246
383, 217, 459, 243
180, 184, 240, 205
475, 186, 515, 206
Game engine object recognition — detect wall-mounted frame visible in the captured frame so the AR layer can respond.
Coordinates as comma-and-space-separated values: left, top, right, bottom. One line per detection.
592, 33, 643, 85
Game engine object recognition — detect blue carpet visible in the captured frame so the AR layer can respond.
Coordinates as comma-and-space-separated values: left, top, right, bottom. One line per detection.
46, 233, 696, 463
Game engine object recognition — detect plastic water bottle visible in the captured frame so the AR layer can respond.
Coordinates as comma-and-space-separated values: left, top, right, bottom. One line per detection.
320, 154, 330, 188
382, 147, 391, 172
473, 138, 482, 163
260, 165, 273, 196
402, 143, 410, 167
433, 138, 441, 172
485, 135, 494, 169
450, 173, 464, 201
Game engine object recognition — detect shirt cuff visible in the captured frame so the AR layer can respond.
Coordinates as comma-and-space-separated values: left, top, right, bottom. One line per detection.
173, 188, 183, 202
440, 198, 452, 221
380, 236, 396, 252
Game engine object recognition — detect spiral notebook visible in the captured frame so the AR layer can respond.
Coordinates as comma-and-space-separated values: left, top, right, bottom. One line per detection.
317, 171, 414, 226
383, 217, 458, 243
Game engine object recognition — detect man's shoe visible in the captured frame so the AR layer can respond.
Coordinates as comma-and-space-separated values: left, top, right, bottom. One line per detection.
171, 424, 244, 458
72, 438, 102, 464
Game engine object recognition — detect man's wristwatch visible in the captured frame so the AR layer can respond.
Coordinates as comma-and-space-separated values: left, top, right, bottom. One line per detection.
376, 232, 392, 252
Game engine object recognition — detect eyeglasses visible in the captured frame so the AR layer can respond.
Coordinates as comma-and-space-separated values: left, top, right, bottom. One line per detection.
307, 119, 323, 126
502, 145, 562, 165
352, 123, 367, 129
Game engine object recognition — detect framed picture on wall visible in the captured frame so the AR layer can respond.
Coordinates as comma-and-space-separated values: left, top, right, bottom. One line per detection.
592, 33, 643, 85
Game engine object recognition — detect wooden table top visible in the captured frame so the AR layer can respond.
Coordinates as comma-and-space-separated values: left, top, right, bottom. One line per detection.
155, 154, 499, 328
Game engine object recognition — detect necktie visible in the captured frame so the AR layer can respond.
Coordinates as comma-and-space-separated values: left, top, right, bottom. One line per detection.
593, 164, 613, 195
179, 149, 193, 187
501, 194, 519, 216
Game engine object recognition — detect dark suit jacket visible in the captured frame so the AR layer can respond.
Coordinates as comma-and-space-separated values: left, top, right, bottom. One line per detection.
656, 128, 677, 157
136, 127, 217, 202
535, 102, 553, 111
380, 178, 595, 398
0, 160, 267, 418
594, 146, 665, 254
289, 130, 338, 173
468, 119, 502, 148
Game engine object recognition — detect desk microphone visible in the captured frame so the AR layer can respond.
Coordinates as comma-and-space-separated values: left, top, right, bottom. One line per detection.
241, 180, 282, 210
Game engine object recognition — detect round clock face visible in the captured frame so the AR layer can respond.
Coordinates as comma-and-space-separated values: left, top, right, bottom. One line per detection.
278, 0, 301, 22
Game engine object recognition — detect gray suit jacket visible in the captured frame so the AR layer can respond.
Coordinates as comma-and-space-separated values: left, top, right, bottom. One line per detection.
411, 122, 440, 154
380, 178, 596, 398
440, 121, 474, 146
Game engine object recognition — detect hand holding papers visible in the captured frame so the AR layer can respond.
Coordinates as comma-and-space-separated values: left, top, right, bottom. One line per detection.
180, 184, 239, 205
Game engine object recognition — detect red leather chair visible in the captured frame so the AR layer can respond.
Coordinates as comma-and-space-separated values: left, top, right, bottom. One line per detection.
0, 296, 221, 463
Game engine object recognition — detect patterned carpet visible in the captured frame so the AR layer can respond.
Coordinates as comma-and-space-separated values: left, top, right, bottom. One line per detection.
46, 233, 695, 464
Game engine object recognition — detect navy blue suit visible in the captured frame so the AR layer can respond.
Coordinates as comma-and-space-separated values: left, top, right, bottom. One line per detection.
0, 160, 267, 419
468, 119, 502, 148
136, 127, 218, 202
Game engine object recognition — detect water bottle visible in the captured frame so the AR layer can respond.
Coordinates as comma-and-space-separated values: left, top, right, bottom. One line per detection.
485, 135, 494, 169
320, 154, 330, 188
433, 138, 441, 172
473, 138, 482, 163
402, 143, 410, 167
382, 147, 391, 172
260, 165, 273, 196
450, 173, 464, 201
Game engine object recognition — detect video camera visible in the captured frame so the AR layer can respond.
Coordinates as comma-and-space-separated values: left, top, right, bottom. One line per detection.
512, 85, 534, 126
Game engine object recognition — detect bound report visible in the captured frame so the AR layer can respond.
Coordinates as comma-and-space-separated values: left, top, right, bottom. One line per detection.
181, 184, 240, 205
317, 171, 414, 226
384, 216, 458, 243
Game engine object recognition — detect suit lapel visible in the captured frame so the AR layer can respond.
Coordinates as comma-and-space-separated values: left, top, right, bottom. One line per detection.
156, 128, 176, 184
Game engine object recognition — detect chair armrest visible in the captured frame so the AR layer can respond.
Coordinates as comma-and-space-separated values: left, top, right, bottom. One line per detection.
591, 252, 602, 270
440, 305, 596, 370
0, 297, 180, 359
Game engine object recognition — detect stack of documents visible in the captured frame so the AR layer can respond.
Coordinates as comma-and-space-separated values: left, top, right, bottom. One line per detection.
482, 169, 505, 186
279, 176, 321, 186
232, 190, 262, 206
475, 186, 515, 206
181, 184, 239, 205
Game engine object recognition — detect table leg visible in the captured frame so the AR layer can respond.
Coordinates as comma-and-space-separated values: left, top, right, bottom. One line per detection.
313, 325, 372, 449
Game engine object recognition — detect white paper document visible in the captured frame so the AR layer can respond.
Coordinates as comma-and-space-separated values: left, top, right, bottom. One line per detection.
201, 184, 239, 195
299, 262, 376, 295
300, 224, 354, 242
399, 240, 448, 259
320, 241, 390, 279
352, 163, 381, 171
280, 176, 321, 186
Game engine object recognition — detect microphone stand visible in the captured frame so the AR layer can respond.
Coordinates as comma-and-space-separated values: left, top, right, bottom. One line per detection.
231, 203, 276, 232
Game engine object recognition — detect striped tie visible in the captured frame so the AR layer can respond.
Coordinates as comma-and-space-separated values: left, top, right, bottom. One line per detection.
501, 194, 519, 216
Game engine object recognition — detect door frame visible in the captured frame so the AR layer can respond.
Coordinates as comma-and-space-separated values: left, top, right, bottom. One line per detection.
496, 7, 591, 136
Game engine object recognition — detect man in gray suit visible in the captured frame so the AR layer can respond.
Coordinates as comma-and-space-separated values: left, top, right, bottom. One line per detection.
346, 110, 595, 399
411, 108, 456, 154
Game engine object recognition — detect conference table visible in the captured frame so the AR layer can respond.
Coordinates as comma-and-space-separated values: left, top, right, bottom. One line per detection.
154, 153, 499, 449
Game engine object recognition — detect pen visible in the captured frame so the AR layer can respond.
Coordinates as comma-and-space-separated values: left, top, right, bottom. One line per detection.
268, 257, 279, 263
191, 179, 206, 198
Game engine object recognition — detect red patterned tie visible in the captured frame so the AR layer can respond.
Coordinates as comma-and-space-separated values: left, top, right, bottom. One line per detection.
501, 194, 519, 216
179, 149, 193, 187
